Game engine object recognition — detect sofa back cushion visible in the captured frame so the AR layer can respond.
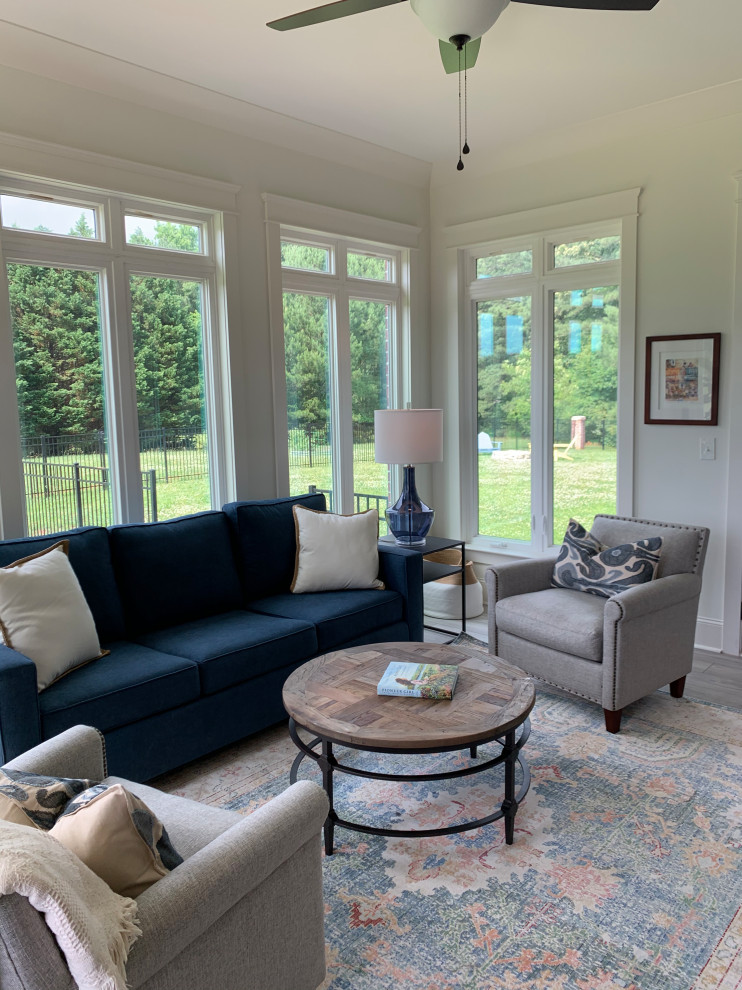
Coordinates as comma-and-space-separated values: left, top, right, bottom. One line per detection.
109, 512, 242, 634
0, 528, 125, 643
223, 494, 326, 601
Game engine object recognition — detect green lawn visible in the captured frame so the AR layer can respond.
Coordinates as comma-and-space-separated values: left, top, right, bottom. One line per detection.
22, 445, 617, 543
478, 446, 617, 543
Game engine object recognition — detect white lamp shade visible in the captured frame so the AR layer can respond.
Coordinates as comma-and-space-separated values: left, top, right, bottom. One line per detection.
410, 0, 509, 42
374, 409, 443, 465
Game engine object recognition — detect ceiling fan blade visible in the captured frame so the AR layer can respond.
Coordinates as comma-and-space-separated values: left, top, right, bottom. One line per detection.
267, 0, 406, 31
513, 0, 659, 9
439, 37, 481, 75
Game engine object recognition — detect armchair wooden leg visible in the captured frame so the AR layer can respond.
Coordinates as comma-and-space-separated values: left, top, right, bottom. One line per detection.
604, 708, 622, 733
669, 675, 686, 699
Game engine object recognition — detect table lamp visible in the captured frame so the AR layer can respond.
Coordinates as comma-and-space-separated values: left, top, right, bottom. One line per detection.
374, 408, 443, 546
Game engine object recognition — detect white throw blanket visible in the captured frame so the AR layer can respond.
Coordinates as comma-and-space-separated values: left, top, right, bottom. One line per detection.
0, 820, 141, 990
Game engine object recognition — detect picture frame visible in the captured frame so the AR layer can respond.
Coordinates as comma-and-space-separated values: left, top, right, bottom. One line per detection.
644, 333, 721, 426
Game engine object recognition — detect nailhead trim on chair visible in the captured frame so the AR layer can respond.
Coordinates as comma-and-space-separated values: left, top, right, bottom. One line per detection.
593, 515, 708, 575
93, 726, 108, 778
608, 597, 624, 711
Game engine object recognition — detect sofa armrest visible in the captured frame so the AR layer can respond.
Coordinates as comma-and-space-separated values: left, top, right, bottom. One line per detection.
3, 724, 107, 781
126, 779, 329, 987
0, 645, 41, 765
602, 573, 702, 711
378, 544, 424, 641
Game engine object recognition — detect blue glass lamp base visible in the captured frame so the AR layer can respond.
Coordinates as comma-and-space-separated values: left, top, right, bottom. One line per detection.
385, 465, 434, 547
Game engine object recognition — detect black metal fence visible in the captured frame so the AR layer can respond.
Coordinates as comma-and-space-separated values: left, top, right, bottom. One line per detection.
307, 485, 388, 517
22, 428, 208, 480
288, 423, 376, 468
22, 461, 158, 534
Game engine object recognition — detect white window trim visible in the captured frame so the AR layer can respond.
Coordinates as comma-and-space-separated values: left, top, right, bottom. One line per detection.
451, 191, 639, 559
0, 167, 238, 537
263, 195, 421, 508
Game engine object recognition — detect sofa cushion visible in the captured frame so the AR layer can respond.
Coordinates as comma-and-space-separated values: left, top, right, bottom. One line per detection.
109, 512, 242, 634
0, 527, 125, 642
552, 518, 662, 599
496, 588, 606, 662
249, 589, 404, 654
39, 643, 201, 738
223, 494, 326, 601
135, 610, 318, 696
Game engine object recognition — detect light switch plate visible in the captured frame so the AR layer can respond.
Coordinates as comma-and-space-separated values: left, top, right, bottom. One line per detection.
700, 438, 716, 460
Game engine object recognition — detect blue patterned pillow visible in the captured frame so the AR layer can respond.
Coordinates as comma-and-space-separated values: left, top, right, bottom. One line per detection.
552, 518, 662, 598
0, 769, 92, 830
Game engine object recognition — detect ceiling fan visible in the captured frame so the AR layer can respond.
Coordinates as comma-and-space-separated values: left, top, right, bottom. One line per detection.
268, 0, 660, 70
267, 0, 660, 169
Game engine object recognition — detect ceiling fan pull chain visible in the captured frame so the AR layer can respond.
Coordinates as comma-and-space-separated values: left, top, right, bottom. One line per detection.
462, 45, 470, 156
457, 45, 464, 170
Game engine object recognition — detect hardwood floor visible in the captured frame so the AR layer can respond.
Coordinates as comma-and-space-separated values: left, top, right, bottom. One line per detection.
424, 610, 742, 711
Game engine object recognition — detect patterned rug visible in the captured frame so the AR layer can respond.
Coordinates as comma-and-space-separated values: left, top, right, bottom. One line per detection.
154, 638, 742, 990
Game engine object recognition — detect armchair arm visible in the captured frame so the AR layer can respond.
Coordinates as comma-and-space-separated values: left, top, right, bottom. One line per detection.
0, 644, 41, 765
3, 724, 107, 781
602, 573, 702, 712
486, 554, 559, 655
485, 554, 560, 603
126, 779, 329, 988
378, 544, 424, 641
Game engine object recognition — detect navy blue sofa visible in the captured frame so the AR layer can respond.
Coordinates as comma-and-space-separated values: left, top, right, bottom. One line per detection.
0, 493, 423, 780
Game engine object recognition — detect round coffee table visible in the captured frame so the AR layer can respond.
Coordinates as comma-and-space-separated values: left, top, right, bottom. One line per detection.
282, 641, 535, 854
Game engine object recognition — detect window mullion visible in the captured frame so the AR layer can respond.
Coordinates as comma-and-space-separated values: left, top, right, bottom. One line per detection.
530, 283, 548, 551
333, 289, 354, 514
105, 259, 145, 524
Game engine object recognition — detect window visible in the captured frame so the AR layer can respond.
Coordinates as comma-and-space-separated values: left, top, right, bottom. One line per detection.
469, 222, 627, 552
278, 231, 404, 525
0, 180, 227, 535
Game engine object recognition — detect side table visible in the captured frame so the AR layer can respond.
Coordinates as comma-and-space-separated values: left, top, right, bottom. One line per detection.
379, 534, 468, 635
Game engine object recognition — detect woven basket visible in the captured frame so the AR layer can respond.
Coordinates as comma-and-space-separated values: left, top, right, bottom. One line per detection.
423, 552, 484, 619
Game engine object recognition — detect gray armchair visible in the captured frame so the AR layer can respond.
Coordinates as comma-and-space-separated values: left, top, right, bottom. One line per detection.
486, 515, 709, 733
0, 725, 329, 990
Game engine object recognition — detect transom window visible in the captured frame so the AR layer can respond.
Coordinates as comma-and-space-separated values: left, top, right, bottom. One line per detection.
0, 179, 227, 536
468, 222, 627, 552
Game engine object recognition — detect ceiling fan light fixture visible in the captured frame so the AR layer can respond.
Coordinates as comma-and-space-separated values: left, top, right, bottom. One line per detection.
410, 0, 510, 42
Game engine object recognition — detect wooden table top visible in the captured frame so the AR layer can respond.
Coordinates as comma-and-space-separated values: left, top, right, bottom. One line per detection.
282, 641, 536, 750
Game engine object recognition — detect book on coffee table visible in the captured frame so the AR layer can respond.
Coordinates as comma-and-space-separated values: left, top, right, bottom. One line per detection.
377, 661, 458, 700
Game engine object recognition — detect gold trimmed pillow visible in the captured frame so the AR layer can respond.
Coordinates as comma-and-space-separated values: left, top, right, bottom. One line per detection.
0, 768, 93, 830
50, 783, 183, 899
290, 505, 384, 594
0, 541, 108, 691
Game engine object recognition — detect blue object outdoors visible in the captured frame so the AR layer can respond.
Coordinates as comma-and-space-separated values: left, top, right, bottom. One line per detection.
571, 290, 583, 306
569, 321, 582, 354
591, 323, 603, 351
506, 314, 523, 355
479, 312, 494, 357
593, 295, 604, 309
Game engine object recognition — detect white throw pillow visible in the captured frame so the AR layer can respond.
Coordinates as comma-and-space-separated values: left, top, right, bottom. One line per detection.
0, 542, 107, 691
290, 506, 384, 593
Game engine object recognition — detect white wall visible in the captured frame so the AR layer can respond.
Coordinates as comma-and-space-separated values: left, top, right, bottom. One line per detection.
0, 63, 431, 503
429, 111, 742, 652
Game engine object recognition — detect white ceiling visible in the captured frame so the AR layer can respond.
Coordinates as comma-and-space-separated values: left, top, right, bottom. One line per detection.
1, 0, 741, 173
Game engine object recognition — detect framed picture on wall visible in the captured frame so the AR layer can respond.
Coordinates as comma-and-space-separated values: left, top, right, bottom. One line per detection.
644, 333, 721, 425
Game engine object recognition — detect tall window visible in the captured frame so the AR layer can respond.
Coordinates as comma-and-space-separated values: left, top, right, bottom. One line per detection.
470, 228, 624, 552
0, 182, 226, 535
279, 232, 403, 524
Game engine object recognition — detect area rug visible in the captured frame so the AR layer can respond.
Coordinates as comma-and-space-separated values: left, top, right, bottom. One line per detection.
155, 640, 742, 990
